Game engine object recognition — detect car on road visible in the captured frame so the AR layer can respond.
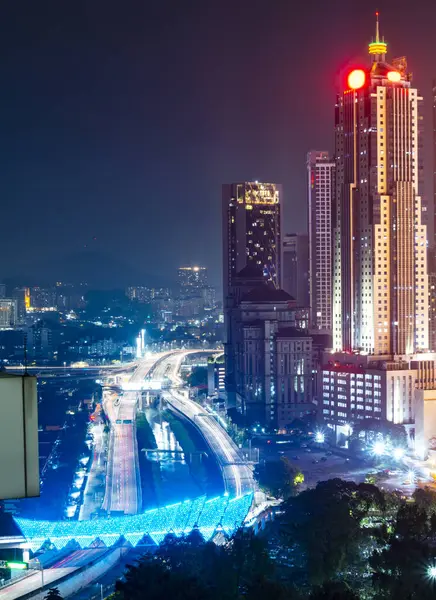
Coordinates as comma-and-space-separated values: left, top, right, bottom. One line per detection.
312, 459, 319, 464
321, 457, 327, 462
292, 455, 300, 460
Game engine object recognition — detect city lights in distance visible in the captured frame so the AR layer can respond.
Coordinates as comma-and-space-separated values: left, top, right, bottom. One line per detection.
348, 69, 366, 90
387, 71, 401, 83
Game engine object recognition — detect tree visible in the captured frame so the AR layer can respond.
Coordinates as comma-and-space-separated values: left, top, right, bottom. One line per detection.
278, 479, 382, 585
187, 367, 208, 390
115, 560, 213, 600
115, 530, 282, 600
370, 487, 436, 599
44, 589, 63, 600
309, 581, 360, 599
254, 457, 302, 499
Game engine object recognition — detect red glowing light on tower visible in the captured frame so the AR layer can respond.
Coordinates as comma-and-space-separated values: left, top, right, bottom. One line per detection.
347, 69, 366, 90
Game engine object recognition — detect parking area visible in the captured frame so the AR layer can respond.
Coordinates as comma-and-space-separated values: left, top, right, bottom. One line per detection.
269, 447, 368, 489
258, 442, 433, 494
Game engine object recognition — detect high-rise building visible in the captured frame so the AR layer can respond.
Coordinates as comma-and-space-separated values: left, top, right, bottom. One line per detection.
429, 274, 436, 352
226, 277, 313, 427
282, 233, 309, 307
433, 78, 436, 249
178, 266, 208, 288
12, 287, 29, 324
307, 151, 335, 331
332, 16, 427, 355
29, 287, 55, 310
126, 286, 152, 303
222, 182, 281, 299
0, 284, 6, 299
0, 299, 17, 329
320, 17, 436, 450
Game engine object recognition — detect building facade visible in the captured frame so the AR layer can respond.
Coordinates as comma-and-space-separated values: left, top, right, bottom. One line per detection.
225, 276, 314, 428
0, 300, 17, 330
282, 233, 309, 308
319, 18, 436, 451
222, 182, 282, 299
178, 266, 208, 289
307, 150, 335, 331
332, 21, 427, 355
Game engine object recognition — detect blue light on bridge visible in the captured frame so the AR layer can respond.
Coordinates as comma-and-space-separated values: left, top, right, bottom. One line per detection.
15, 493, 253, 553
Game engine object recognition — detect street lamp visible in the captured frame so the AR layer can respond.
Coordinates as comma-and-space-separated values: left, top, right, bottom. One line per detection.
393, 447, 405, 461
427, 565, 436, 580
372, 441, 385, 456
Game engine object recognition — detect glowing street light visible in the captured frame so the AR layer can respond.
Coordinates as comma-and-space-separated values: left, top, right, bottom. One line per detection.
407, 470, 416, 484
393, 447, 405, 461
427, 565, 436, 580
372, 441, 385, 456
315, 430, 325, 444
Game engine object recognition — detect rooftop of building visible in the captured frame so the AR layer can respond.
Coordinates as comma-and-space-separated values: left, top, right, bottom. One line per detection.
276, 327, 310, 339
240, 284, 294, 303
234, 264, 265, 280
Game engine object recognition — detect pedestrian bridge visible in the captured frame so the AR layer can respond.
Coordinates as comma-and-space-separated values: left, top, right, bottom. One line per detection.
15, 493, 253, 552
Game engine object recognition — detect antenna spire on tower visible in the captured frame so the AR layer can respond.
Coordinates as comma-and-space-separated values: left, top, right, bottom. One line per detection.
368, 11, 387, 59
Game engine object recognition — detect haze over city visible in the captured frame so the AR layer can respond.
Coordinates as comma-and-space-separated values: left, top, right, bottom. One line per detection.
1, 0, 435, 287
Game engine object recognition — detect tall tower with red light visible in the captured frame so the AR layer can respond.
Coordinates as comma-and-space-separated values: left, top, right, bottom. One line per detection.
333, 14, 428, 355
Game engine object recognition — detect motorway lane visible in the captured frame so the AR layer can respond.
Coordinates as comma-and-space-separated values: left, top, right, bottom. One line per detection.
165, 390, 254, 497
102, 352, 175, 515
79, 423, 106, 520
0, 568, 75, 600
151, 351, 255, 497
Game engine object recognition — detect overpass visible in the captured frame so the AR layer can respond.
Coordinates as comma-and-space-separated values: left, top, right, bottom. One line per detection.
15, 493, 253, 552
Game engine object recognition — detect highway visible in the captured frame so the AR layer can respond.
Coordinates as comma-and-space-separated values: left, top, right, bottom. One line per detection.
0, 567, 75, 600
164, 390, 254, 497
101, 352, 173, 515
79, 423, 106, 520
151, 351, 255, 497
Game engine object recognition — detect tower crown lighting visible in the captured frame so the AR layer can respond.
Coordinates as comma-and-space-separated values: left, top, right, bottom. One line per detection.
368, 12, 387, 58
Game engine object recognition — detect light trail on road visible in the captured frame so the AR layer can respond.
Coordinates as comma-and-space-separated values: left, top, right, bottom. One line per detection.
151, 351, 255, 498
101, 352, 175, 515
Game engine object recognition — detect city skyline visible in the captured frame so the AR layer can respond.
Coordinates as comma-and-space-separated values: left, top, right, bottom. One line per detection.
1, 1, 435, 288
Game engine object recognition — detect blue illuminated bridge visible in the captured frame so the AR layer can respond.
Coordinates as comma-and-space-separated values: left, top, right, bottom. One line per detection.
15, 493, 253, 553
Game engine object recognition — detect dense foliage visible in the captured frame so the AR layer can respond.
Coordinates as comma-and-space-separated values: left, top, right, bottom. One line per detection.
113, 481, 436, 599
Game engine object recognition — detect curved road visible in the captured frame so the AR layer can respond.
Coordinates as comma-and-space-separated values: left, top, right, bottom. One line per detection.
150, 351, 255, 497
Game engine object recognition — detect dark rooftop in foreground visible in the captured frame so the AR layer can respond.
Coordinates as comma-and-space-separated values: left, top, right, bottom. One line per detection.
241, 284, 294, 303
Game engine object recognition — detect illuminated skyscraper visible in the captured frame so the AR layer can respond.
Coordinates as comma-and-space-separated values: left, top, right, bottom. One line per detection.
307, 151, 335, 332
0, 299, 17, 329
333, 15, 427, 355
321, 17, 436, 445
178, 266, 208, 288
222, 182, 281, 298
433, 79, 436, 248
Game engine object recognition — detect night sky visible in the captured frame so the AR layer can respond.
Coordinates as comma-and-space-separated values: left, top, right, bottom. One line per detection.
1, 0, 435, 289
